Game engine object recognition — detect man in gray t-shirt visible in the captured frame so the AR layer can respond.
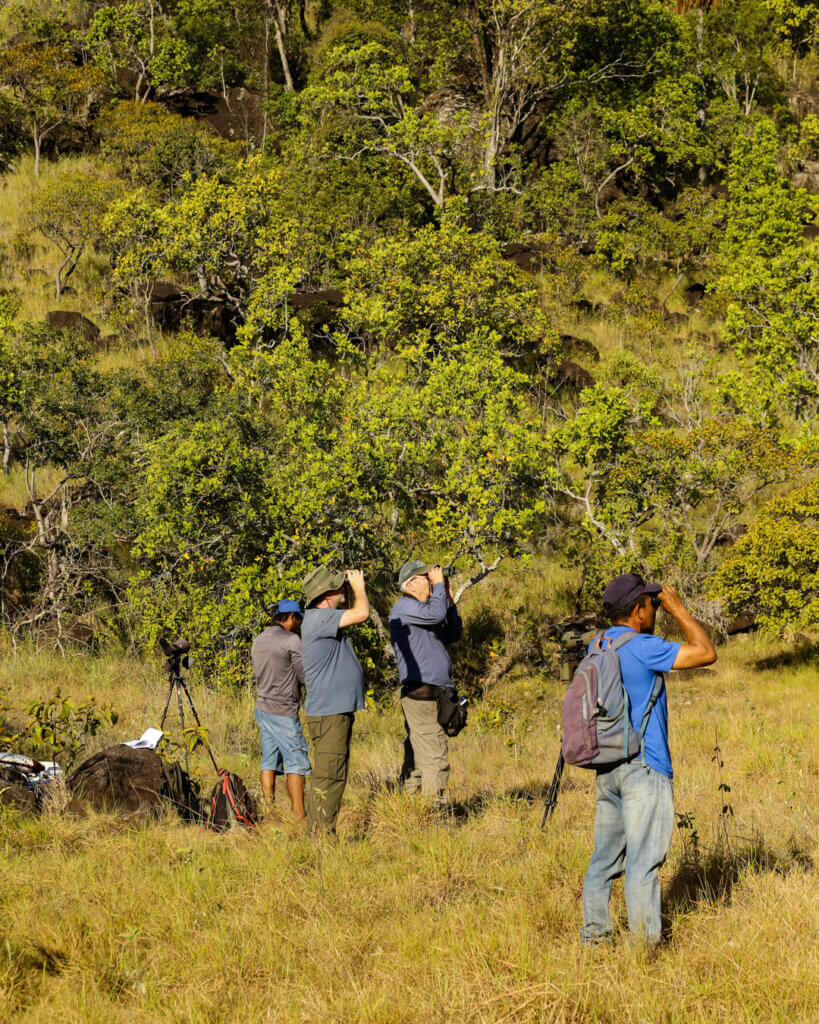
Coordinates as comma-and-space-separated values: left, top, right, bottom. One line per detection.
300, 565, 370, 834
251, 599, 311, 820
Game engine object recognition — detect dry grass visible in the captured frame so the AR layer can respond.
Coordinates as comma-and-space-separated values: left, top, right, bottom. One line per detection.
0, 155, 110, 322
0, 463, 66, 511
0, 154, 167, 370
0, 634, 816, 1023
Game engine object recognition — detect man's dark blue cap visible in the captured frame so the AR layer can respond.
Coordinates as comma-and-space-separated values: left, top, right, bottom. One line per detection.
603, 573, 661, 615
274, 599, 303, 617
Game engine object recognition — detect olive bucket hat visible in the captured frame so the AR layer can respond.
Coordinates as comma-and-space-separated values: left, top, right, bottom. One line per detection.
302, 566, 346, 607
397, 559, 433, 589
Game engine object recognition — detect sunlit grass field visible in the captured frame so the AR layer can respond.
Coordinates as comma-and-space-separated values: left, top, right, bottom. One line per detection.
1, 632, 816, 1024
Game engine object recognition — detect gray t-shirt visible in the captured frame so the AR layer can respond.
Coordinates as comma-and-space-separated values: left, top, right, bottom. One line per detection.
301, 608, 365, 716
251, 624, 305, 717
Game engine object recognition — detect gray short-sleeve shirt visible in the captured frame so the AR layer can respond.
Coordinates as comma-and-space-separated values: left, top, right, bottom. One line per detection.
301, 608, 365, 716
251, 624, 304, 717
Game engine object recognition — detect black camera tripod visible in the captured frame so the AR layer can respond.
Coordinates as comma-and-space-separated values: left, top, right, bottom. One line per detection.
159, 638, 218, 776
540, 751, 564, 827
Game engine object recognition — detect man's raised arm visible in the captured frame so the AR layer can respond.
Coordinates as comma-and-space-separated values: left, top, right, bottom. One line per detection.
339, 569, 370, 629
662, 587, 717, 669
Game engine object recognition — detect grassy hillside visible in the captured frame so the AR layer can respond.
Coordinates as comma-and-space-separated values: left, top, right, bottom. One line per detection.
1, 636, 816, 1023
2, 3, 818, 1018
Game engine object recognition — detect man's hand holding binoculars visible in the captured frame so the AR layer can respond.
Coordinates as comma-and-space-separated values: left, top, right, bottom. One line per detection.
344, 568, 366, 591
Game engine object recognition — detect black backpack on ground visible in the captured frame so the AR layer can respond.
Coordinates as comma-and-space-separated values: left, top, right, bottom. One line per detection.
160, 760, 202, 822
206, 769, 257, 832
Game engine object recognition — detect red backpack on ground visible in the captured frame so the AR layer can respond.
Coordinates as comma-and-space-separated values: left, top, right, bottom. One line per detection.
206, 769, 258, 831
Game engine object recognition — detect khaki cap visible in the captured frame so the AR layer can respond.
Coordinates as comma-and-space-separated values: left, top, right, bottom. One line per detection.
302, 566, 346, 607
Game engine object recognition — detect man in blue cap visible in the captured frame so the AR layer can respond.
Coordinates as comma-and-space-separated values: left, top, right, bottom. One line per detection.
581, 573, 716, 947
251, 599, 311, 821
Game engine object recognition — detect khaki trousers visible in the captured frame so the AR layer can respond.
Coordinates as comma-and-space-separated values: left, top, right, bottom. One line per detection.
305, 712, 354, 834
400, 697, 450, 798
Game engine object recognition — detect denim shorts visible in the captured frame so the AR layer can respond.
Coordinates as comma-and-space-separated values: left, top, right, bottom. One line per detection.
254, 709, 312, 776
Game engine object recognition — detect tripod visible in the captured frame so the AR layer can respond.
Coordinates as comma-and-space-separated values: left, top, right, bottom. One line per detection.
159, 639, 218, 776
540, 750, 564, 828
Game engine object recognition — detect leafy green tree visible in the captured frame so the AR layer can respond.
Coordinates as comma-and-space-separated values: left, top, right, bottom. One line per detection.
82, 1, 192, 103
0, 318, 122, 646
0, 43, 104, 176
339, 220, 558, 358
765, 0, 819, 63
715, 119, 818, 419
102, 187, 166, 351
711, 478, 819, 638
358, 331, 551, 590
126, 324, 552, 680
126, 331, 387, 680
96, 100, 241, 196
156, 159, 307, 333
303, 34, 471, 208
543, 354, 802, 618
27, 165, 123, 298
702, 0, 782, 115
566, 76, 706, 219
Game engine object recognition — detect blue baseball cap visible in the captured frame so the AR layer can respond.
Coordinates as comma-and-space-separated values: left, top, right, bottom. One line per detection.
274, 599, 303, 617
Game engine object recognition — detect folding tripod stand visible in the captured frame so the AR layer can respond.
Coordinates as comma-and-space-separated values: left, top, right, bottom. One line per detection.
540, 751, 564, 828
159, 639, 218, 776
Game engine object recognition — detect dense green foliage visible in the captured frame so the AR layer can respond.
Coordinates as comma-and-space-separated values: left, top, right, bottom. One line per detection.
2, 0, 818, 682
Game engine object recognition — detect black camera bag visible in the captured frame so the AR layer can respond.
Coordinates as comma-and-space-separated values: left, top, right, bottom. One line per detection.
436, 689, 468, 737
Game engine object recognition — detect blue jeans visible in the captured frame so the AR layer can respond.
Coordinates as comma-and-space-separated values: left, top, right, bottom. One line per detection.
581, 760, 674, 946
254, 709, 312, 776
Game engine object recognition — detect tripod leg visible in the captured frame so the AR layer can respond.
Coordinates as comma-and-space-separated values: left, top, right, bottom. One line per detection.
159, 681, 175, 730
175, 678, 189, 777
540, 752, 565, 829
180, 680, 219, 772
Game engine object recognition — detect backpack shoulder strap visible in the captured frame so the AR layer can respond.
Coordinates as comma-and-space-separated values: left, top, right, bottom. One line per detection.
609, 629, 637, 651
638, 673, 665, 738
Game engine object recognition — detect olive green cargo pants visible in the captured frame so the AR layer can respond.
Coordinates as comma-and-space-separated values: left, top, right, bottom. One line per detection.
305, 712, 354, 834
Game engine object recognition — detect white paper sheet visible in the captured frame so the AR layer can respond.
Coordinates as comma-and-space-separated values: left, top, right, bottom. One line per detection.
124, 728, 164, 750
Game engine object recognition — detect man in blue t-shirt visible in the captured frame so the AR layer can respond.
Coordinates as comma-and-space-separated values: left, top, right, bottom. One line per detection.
581, 573, 716, 947
300, 565, 370, 835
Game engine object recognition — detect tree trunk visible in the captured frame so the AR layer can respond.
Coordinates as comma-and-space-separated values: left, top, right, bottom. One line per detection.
143, 286, 157, 357
272, 3, 294, 92
33, 130, 41, 178
261, 7, 271, 148
2, 421, 11, 473
482, 110, 500, 190
55, 246, 81, 299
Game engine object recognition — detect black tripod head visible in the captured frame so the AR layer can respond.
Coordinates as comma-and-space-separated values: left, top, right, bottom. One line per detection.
160, 637, 190, 676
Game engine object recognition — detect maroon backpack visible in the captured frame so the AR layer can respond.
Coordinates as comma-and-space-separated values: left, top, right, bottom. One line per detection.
562, 631, 663, 768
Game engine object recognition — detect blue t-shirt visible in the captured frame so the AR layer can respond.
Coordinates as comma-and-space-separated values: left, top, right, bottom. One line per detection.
588, 627, 680, 778
301, 608, 365, 716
